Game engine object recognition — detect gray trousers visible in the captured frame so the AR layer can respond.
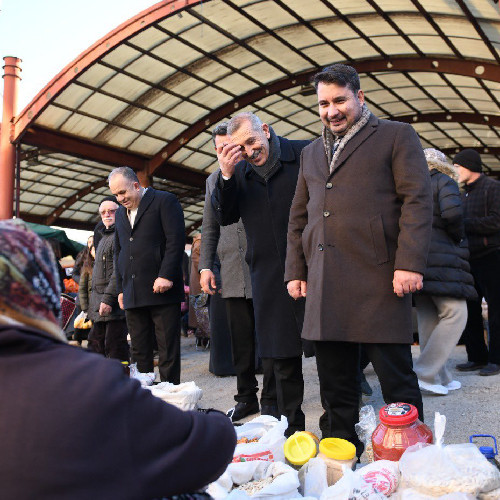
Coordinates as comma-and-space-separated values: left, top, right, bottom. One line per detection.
414, 295, 467, 385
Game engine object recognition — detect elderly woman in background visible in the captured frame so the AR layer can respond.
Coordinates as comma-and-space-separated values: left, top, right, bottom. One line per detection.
0, 220, 235, 500
413, 149, 477, 395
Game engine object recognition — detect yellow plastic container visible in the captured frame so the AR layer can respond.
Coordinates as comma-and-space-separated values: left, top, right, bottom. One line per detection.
318, 438, 357, 485
284, 431, 319, 467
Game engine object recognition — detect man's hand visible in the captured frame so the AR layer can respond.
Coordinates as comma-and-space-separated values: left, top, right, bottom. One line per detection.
200, 269, 217, 295
287, 280, 307, 300
99, 302, 112, 316
217, 142, 243, 179
118, 293, 124, 310
393, 270, 423, 297
153, 277, 173, 293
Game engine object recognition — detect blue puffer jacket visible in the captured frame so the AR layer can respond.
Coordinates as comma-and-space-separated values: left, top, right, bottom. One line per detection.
420, 167, 477, 300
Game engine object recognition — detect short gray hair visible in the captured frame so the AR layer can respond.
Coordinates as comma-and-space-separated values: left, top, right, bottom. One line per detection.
108, 166, 139, 184
227, 112, 263, 136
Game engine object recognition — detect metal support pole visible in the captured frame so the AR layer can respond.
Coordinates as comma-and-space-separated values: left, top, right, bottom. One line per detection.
0, 56, 22, 219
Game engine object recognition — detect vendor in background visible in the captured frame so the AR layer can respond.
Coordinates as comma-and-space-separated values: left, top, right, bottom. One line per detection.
0, 219, 236, 499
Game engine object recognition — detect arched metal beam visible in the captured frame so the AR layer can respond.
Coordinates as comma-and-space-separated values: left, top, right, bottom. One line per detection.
396, 112, 500, 127
13, 0, 206, 142
149, 56, 500, 174
441, 146, 500, 156
46, 178, 108, 225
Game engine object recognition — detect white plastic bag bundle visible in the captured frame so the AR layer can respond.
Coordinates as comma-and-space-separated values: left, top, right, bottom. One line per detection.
298, 457, 329, 498
145, 381, 202, 411
320, 466, 386, 500
232, 415, 288, 463
208, 460, 300, 499
399, 413, 500, 497
359, 459, 400, 495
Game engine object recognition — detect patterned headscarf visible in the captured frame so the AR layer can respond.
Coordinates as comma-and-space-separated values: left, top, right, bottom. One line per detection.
0, 219, 65, 341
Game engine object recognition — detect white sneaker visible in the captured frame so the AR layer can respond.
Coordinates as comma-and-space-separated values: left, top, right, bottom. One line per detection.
418, 379, 448, 395
129, 364, 156, 386
445, 380, 461, 391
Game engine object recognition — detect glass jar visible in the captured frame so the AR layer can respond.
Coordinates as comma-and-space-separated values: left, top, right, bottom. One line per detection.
372, 403, 433, 461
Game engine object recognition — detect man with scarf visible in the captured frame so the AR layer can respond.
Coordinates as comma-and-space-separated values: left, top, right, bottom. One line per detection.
285, 64, 432, 455
212, 112, 310, 436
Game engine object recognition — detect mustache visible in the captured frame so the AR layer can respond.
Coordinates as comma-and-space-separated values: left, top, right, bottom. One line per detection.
249, 149, 261, 160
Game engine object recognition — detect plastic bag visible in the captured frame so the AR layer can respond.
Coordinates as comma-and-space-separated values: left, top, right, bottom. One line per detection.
298, 457, 328, 498
190, 293, 210, 337
320, 466, 386, 500
355, 405, 377, 462
399, 412, 500, 497
73, 310, 92, 329
233, 415, 288, 463
145, 381, 203, 411
359, 459, 400, 495
208, 460, 300, 499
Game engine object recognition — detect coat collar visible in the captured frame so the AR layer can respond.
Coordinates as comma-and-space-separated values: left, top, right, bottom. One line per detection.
116, 188, 155, 231
133, 188, 154, 229
329, 113, 378, 177
244, 136, 296, 182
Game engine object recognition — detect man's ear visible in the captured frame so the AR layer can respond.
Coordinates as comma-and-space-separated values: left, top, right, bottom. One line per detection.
262, 123, 270, 139
133, 181, 141, 191
357, 89, 365, 106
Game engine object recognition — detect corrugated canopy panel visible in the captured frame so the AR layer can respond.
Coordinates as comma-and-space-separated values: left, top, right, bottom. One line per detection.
12, 0, 500, 232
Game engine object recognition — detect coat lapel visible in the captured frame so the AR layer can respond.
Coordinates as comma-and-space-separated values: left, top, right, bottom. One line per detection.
329, 114, 378, 178
132, 188, 155, 230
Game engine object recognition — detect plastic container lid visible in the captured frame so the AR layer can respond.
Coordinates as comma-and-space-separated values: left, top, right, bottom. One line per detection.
284, 432, 318, 466
379, 403, 419, 426
319, 438, 356, 460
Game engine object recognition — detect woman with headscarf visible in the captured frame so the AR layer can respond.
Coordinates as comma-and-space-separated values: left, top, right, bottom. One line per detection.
0, 220, 235, 500
413, 149, 477, 395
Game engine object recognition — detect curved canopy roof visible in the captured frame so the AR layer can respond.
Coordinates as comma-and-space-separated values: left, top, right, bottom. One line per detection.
14, 0, 500, 232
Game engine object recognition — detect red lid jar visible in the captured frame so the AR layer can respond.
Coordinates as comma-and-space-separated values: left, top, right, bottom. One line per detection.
371, 403, 433, 461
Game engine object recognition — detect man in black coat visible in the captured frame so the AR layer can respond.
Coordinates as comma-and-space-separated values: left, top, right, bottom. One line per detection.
212, 112, 309, 436
454, 149, 500, 377
109, 167, 185, 384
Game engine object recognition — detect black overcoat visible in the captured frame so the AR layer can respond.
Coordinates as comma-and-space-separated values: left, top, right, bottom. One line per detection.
114, 188, 185, 309
419, 168, 477, 300
212, 137, 309, 358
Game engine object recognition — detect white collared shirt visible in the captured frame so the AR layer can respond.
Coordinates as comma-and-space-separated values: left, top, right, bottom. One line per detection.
127, 187, 148, 228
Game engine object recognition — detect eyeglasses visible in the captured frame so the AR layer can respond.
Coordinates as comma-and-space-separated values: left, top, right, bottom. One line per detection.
99, 209, 117, 215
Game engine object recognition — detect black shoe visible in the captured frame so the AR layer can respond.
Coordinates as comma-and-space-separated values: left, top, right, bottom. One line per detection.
360, 373, 373, 396
226, 401, 259, 422
479, 363, 500, 376
456, 361, 486, 372
260, 404, 280, 419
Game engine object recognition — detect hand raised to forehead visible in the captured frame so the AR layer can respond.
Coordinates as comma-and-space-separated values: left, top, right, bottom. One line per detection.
217, 142, 243, 179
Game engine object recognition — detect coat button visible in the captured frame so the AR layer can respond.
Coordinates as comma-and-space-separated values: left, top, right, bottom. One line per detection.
326, 182, 333, 189
323, 211, 330, 217
129, 237, 133, 241
130, 256, 133, 260
131, 274, 135, 279
318, 244, 324, 251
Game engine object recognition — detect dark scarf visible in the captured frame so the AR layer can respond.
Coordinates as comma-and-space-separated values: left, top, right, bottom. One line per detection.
250, 126, 281, 181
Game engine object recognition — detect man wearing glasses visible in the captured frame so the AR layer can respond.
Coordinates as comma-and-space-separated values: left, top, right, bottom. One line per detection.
86, 196, 130, 361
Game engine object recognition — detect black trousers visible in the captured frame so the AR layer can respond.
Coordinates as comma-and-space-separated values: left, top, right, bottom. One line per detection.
225, 298, 276, 405
463, 251, 500, 365
87, 319, 129, 362
261, 356, 304, 436
314, 341, 422, 456
125, 303, 181, 384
